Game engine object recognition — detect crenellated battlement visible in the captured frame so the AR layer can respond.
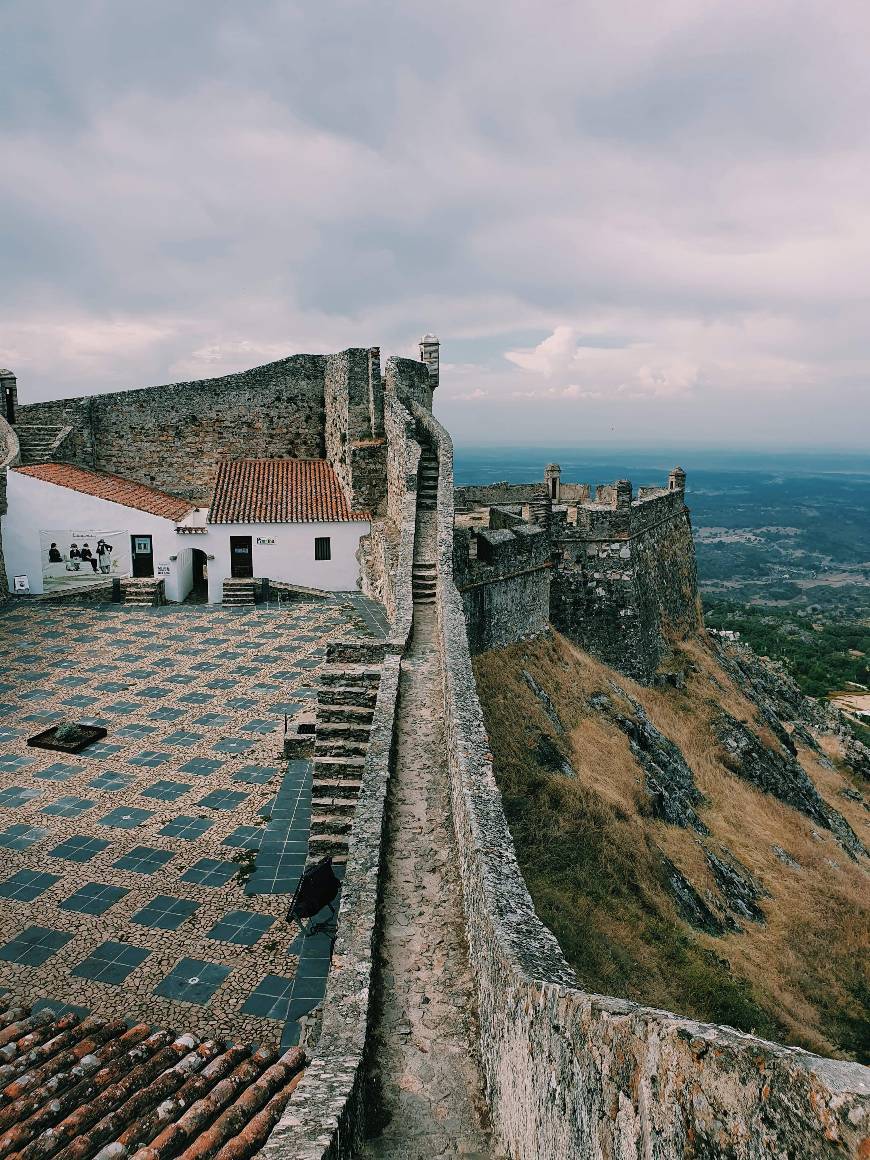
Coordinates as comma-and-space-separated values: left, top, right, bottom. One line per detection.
454, 463, 699, 678
453, 519, 552, 653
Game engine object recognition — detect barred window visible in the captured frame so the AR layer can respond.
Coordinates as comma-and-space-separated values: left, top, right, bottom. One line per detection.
314, 536, 331, 561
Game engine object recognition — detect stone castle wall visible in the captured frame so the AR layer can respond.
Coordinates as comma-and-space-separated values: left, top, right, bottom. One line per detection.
17, 353, 391, 505
454, 480, 589, 511
552, 487, 702, 678
454, 523, 552, 653
324, 348, 388, 516
420, 406, 869, 1160
357, 358, 427, 620
456, 480, 701, 677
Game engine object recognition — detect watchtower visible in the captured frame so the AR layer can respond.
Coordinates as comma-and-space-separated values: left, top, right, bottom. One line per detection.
668, 465, 686, 492
544, 463, 561, 503
0, 370, 16, 425
419, 334, 440, 392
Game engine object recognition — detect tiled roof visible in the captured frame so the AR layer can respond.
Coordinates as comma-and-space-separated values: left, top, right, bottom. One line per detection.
208, 459, 369, 524
14, 464, 194, 521
0, 998, 305, 1160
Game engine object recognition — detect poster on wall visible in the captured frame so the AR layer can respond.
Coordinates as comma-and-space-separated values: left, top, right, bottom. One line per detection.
39, 529, 131, 589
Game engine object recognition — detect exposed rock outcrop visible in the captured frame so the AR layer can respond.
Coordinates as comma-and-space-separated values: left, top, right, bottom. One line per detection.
661, 857, 725, 934
704, 846, 767, 926
713, 711, 864, 859
589, 691, 708, 833
521, 669, 565, 733
533, 732, 576, 779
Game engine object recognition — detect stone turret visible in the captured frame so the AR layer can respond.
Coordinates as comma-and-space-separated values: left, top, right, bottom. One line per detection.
0, 369, 16, 425
668, 465, 686, 492
544, 463, 561, 503
615, 479, 633, 509
419, 334, 440, 392
528, 487, 553, 531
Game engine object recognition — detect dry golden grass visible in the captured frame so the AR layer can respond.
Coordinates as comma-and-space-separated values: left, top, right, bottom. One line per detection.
473, 629, 870, 1060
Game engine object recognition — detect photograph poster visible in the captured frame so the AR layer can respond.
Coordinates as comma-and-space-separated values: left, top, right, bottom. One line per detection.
39, 529, 131, 589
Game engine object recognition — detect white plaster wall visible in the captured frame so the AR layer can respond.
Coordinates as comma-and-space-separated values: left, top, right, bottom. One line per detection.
206, 520, 369, 603
173, 546, 194, 603
2, 471, 183, 597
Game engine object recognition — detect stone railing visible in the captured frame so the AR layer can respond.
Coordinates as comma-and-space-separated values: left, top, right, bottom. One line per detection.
262, 393, 422, 1159
417, 404, 870, 1159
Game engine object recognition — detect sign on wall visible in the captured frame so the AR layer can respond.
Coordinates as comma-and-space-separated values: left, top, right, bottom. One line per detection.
39, 529, 131, 589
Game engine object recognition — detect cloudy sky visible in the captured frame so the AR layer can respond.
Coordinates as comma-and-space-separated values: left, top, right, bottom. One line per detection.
2, 1, 868, 448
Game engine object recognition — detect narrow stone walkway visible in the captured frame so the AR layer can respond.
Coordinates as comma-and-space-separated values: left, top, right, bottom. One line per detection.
358, 512, 496, 1159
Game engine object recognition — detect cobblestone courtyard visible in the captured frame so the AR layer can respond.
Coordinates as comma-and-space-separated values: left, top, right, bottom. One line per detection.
0, 595, 384, 1046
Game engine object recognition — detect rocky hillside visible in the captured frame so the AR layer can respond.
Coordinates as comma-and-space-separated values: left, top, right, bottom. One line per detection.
473, 629, 869, 1061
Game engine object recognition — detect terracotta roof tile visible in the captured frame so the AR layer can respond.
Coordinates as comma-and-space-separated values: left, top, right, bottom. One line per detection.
0, 998, 304, 1160
14, 464, 194, 521
208, 458, 369, 524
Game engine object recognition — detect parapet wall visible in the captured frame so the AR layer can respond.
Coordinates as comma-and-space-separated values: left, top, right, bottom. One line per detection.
15, 350, 388, 507
454, 523, 552, 654
455, 480, 589, 511
422, 410, 870, 1158
357, 359, 426, 621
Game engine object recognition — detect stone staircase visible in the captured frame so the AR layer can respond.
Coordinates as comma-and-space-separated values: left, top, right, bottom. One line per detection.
412, 441, 439, 604
15, 424, 68, 464
222, 578, 257, 606
123, 578, 165, 606
308, 640, 384, 864
417, 443, 439, 511
411, 561, 436, 604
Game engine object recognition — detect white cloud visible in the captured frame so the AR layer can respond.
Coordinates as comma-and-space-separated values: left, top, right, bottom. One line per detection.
0, 0, 868, 445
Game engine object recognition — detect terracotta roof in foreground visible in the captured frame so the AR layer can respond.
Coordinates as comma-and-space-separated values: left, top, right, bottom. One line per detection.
0, 998, 305, 1160
14, 463, 194, 521
208, 458, 369, 524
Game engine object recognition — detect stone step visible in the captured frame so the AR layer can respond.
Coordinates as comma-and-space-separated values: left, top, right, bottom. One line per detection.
319, 666, 381, 688
315, 739, 368, 758
414, 594, 436, 604
314, 754, 366, 778
316, 705, 375, 725
309, 813, 353, 836
316, 721, 372, 741
310, 777, 362, 799
317, 687, 378, 709
325, 639, 388, 665
312, 795, 357, 817
308, 832, 349, 857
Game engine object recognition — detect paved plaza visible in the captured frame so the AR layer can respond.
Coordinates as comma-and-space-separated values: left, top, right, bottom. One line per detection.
0, 594, 385, 1046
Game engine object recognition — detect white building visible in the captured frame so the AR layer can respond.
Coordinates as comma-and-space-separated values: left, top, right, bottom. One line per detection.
2, 463, 203, 602
204, 458, 370, 603
1, 457, 370, 604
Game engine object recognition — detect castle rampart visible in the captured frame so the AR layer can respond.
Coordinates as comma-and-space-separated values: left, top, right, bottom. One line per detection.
423, 407, 870, 1160
454, 522, 552, 653
14, 350, 391, 509
454, 468, 701, 677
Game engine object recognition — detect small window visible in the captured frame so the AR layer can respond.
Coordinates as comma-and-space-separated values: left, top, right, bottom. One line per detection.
314, 536, 331, 561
